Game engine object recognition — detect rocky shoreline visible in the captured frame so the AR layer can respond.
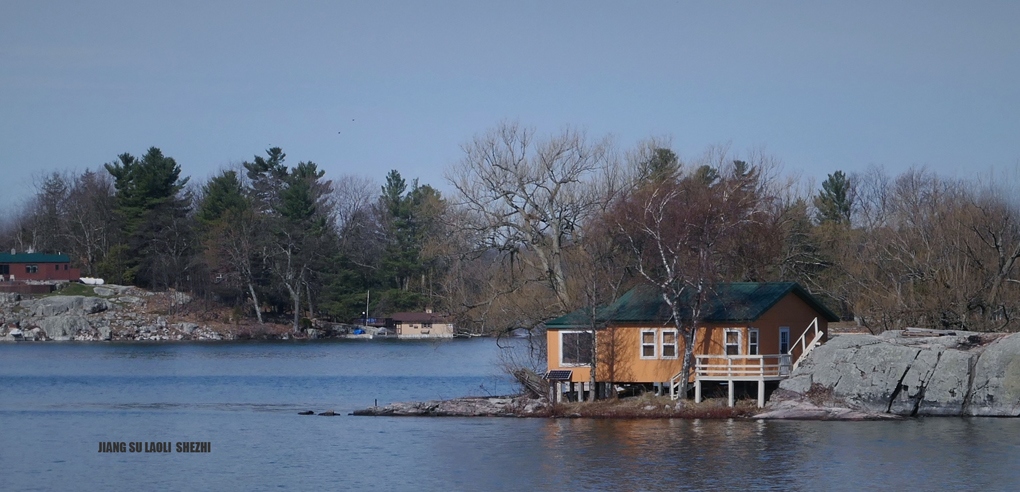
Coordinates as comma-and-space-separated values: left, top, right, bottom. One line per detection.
0, 288, 218, 342
355, 329, 1020, 421
351, 396, 551, 417
0, 285, 395, 342
758, 329, 1020, 419
0, 287, 309, 342
351, 394, 760, 419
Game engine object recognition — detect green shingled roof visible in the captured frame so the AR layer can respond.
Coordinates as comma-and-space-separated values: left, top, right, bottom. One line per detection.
0, 252, 71, 263
545, 282, 839, 329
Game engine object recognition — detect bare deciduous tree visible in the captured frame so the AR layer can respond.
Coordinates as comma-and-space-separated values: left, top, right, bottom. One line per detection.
613, 154, 777, 395
447, 121, 614, 312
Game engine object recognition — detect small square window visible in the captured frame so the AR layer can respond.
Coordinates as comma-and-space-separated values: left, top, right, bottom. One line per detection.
641, 330, 656, 358
725, 330, 741, 356
561, 331, 594, 366
661, 330, 678, 359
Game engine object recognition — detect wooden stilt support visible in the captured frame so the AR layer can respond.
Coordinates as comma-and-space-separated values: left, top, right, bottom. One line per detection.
758, 379, 765, 408
727, 380, 735, 408
695, 379, 702, 403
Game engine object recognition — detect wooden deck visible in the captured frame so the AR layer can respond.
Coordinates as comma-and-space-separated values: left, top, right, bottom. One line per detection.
689, 354, 792, 408
694, 354, 792, 381
671, 318, 826, 407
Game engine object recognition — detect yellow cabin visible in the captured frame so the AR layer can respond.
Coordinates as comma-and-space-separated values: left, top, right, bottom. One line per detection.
544, 282, 838, 407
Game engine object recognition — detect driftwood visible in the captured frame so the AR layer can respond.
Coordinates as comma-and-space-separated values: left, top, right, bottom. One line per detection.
513, 368, 548, 398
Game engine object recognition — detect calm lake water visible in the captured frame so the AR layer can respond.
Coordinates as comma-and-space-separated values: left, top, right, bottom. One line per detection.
2, 339, 1020, 491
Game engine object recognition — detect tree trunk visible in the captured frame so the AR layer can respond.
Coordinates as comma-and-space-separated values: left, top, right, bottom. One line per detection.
284, 282, 301, 332
304, 279, 315, 320
678, 323, 698, 398
247, 282, 263, 324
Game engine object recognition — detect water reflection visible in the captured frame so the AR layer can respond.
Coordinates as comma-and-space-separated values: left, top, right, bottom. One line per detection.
5, 341, 1020, 490
528, 417, 1020, 491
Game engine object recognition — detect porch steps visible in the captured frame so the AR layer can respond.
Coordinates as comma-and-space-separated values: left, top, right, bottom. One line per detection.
791, 318, 823, 371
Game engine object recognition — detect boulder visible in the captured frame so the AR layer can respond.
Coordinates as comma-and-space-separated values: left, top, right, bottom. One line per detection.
177, 323, 199, 334
967, 335, 1020, 416
767, 330, 1020, 417
34, 315, 91, 341
93, 287, 116, 297
99, 284, 136, 296
117, 296, 144, 305
756, 398, 901, 420
0, 292, 21, 305
25, 296, 109, 317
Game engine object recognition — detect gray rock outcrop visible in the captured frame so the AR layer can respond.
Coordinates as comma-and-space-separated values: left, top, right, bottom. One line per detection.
0, 288, 233, 342
23, 296, 109, 317
762, 330, 1020, 417
35, 315, 92, 340
93, 287, 116, 297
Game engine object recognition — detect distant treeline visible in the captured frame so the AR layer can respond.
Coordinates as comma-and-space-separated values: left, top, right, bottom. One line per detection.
4, 122, 1020, 334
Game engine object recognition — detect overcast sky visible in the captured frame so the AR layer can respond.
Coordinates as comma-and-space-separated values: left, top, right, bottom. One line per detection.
2, 1, 1018, 209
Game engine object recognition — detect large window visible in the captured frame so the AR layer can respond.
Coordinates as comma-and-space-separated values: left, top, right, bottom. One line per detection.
724, 329, 741, 356
640, 330, 656, 359
748, 328, 759, 356
661, 330, 678, 359
25, 265, 37, 274
560, 331, 594, 366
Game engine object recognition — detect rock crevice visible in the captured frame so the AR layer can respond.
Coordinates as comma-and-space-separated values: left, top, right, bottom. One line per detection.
761, 330, 1019, 418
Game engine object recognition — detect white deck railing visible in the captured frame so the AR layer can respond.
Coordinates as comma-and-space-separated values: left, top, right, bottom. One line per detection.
668, 318, 826, 400
694, 354, 791, 379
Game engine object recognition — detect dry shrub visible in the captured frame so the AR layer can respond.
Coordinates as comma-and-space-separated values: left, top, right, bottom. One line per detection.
805, 383, 837, 406
232, 322, 291, 340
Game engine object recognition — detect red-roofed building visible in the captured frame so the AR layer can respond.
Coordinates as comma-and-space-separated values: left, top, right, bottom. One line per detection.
385, 310, 455, 339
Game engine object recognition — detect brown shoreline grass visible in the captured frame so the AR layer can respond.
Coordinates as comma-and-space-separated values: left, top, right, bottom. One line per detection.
532, 393, 759, 419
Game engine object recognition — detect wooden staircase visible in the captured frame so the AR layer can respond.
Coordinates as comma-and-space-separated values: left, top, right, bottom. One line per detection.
791, 317, 824, 371
668, 317, 825, 400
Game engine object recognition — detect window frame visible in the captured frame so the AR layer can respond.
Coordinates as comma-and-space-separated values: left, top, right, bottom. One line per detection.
660, 329, 678, 359
559, 330, 594, 367
640, 329, 657, 359
724, 329, 742, 357
748, 328, 759, 356
779, 327, 790, 355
